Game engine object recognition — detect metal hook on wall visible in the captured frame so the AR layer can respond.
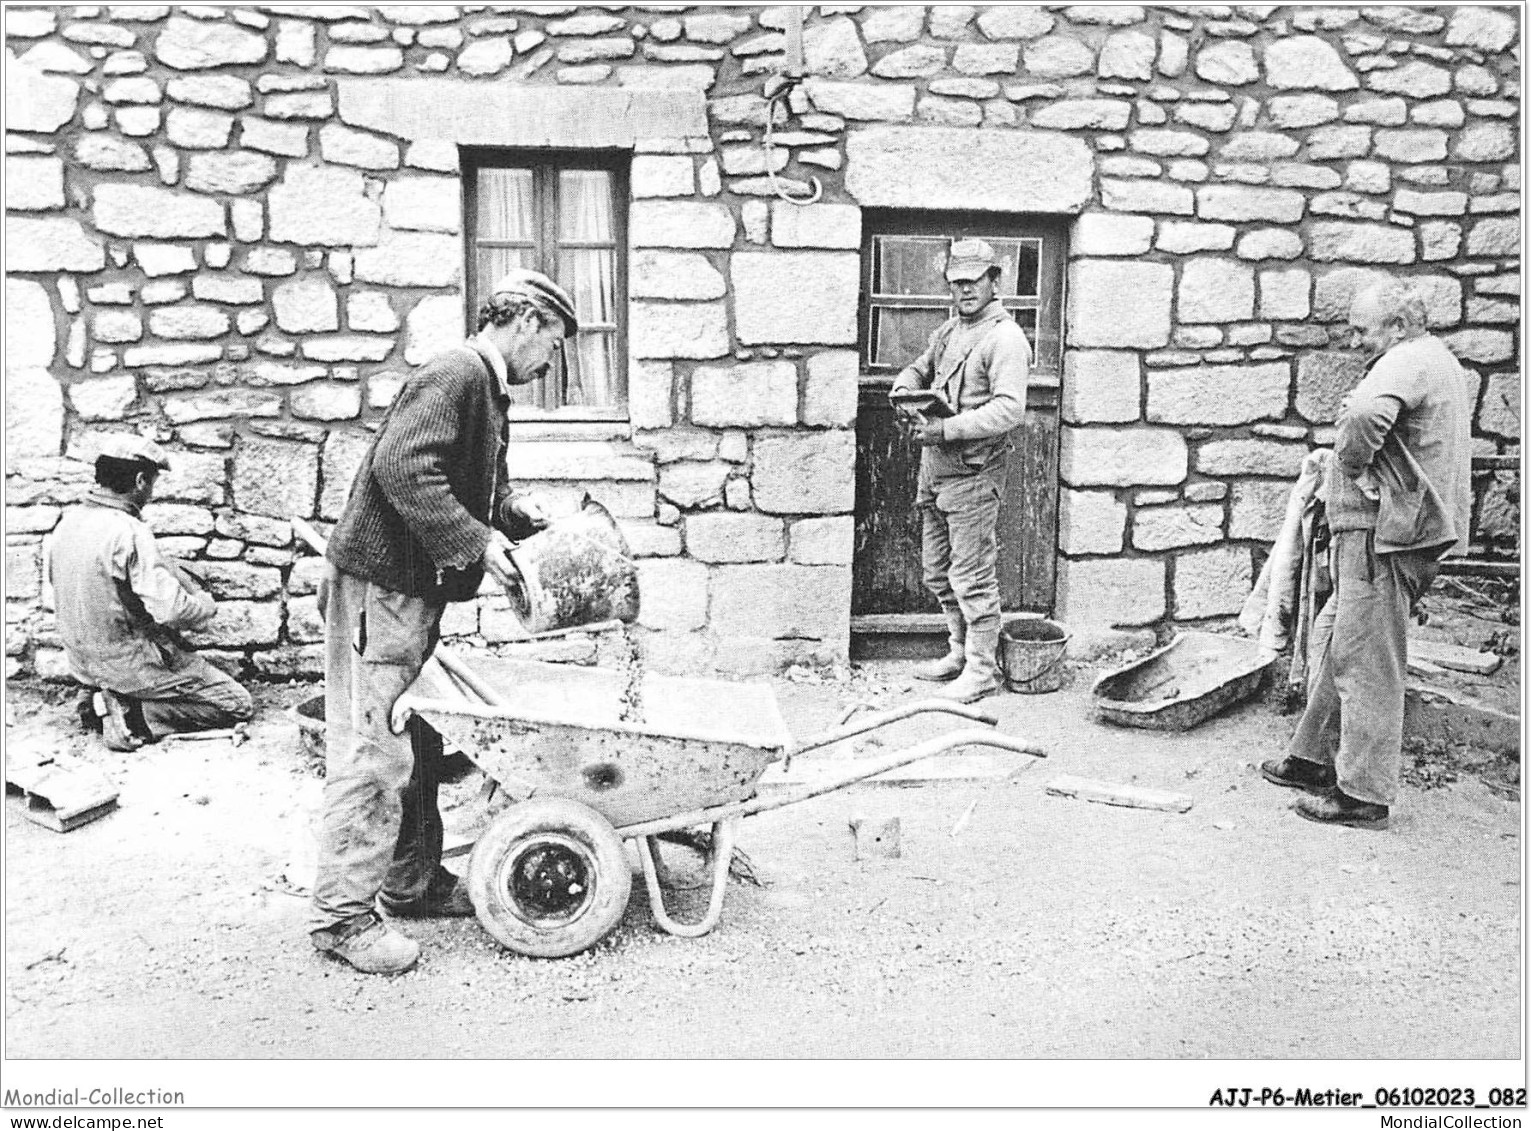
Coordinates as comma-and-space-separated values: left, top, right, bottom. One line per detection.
760, 5, 823, 206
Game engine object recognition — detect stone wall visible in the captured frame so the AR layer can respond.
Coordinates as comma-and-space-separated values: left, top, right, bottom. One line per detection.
3, 4, 1521, 680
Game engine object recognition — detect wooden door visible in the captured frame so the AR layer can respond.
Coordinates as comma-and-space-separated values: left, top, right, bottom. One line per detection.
853, 377, 1059, 618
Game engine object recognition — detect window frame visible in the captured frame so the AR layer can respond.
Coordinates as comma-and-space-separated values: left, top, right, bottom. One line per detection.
857, 210, 1068, 381
461, 147, 630, 422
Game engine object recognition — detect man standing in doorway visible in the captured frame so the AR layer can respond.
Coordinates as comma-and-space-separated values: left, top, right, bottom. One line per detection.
890, 239, 1031, 703
1261, 280, 1473, 829
310, 269, 575, 974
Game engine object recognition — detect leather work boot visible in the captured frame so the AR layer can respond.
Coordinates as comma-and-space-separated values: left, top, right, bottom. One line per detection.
93, 690, 143, 752
378, 869, 474, 920
936, 628, 1002, 703
1294, 786, 1389, 830
913, 611, 966, 682
1260, 756, 1336, 793
313, 912, 421, 975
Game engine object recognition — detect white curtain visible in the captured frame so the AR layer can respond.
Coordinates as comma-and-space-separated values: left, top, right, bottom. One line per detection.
559, 170, 619, 410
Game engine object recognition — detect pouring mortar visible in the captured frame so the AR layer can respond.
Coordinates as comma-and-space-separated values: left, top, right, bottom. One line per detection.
502, 495, 640, 636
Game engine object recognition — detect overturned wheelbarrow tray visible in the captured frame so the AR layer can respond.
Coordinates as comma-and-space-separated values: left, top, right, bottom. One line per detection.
1091, 631, 1275, 731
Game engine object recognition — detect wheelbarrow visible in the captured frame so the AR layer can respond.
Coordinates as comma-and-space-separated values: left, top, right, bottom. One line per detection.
392, 653, 1046, 958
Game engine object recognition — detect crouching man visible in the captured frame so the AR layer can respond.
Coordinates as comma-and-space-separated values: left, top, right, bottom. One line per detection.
48, 435, 253, 752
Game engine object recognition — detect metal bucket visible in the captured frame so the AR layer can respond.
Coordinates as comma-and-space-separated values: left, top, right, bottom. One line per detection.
505, 497, 640, 635
1000, 618, 1070, 694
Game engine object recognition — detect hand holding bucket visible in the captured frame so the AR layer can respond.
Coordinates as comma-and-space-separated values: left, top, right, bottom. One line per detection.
500, 496, 640, 636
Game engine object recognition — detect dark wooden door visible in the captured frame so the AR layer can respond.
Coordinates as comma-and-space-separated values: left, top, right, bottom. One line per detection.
853, 377, 1059, 617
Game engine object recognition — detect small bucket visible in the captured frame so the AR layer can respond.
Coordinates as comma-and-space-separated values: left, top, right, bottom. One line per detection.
1000, 618, 1070, 694
504, 496, 640, 635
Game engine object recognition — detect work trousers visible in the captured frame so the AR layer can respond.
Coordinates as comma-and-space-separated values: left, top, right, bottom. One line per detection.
919, 469, 1006, 638
1286, 530, 1438, 806
125, 650, 252, 739
311, 566, 448, 931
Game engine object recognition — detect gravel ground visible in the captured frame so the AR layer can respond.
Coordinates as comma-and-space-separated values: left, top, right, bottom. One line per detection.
3, 650, 1521, 1094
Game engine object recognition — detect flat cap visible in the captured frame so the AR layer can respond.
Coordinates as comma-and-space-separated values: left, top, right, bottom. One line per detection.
945, 238, 999, 283
96, 433, 170, 470
491, 269, 579, 338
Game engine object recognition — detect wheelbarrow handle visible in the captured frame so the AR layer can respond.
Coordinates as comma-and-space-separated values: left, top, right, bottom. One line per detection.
792, 699, 999, 757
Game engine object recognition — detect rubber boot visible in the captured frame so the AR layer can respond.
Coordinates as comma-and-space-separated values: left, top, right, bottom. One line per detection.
913, 611, 966, 682
937, 627, 1002, 703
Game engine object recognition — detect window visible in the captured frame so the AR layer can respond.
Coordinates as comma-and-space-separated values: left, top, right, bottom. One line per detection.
463, 150, 628, 419
859, 212, 1067, 379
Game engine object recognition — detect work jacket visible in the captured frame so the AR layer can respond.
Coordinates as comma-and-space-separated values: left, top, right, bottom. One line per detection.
1327, 333, 1473, 558
327, 341, 539, 603
48, 488, 215, 695
890, 299, 1030, 490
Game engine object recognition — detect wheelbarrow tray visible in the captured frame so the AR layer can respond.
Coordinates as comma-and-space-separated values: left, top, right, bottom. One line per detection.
1091, 631, 1274, 731
394, 655, 792, 829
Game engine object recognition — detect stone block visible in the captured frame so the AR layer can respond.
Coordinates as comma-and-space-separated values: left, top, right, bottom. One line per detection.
1365, 61, 1452, 99
732, 252, 859, 345
617, 520, 683, 559
1071, 213, 1153, 256
1067, 260, 1172, 348
1178, 259, 1255, 323
806, 80, 916, 122
1309, 222, 1415, 264
1133, 503, 1223, 551
657, 461, 730, 509
1466, 218, 1519, 258
6, 280, 56, 368
1194, 40, 1257, 85
1236, 229, 1303, 260
505, 441, 654, 483
153, 16, 267, 69
91, 184, 225, 240
631, 155, 695, 198
871, 44, 947, 79
1295, 351, 1368, 424
788, 515, 853, 565
1157, 222, 1236, 253
292, 383, 361, 421
6, 505, 61, 536
1477, 374, 1519, 440
6, 55, 79, 133
193, 562, 282, 601
752, 431, 856, 514
1268, 94, 1340, 128
1059, 426, 1187, 487
803, 350, 859, 428
380, 175, 460, 233
402, 294, 461, 367
845, 126, 1091, 213
148, 305, 230, 340
1057, 488, 1127, 554
6, 542, 40, 602
193, 274, 263, 305
1373, 129, 1448, 164
1228, 479, 1293, 541
691, 361, 797, 428
1056, 556, 1165, 627
1031, 99, 1131, 131
630, 200, 736, 248
183, 600, 281, 648
347, 291, 398, 333
267, 165, 381, 248
634, 557, 709, 631
318, 428, 370, 521
710, 564, 851, 646
1444, 330, 1514, 365
1263, 35, 1358, 91
630, 302, 730, 360
350, 231, 459, 288
770, 202, 861, 249
630, 251, 726, 301
628, 360, 673, 431
240, 117, 308, 158
685, 513, 786, 563
1101, 179, 1194, 215
1196, 439, 1308, 477
1062, 350, 1140, 424
953, 42, 1017, 76
74, 135, 151, 172
5, 156, 64, 211
1173, 545, 1251, 619
1147, 363, 1291, 426
1196, 185, 1305, 223
232, 436, 319, 520
263, 91, 333, 120
273, 277, 339, 333
1445, 8, 1518, 52
1098, 29, 1155, 80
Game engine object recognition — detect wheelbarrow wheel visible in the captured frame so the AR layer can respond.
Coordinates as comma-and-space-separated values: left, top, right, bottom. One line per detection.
467, 797, 632, 958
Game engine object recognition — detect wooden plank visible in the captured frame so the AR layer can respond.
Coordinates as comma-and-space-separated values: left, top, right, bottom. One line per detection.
1409, 638, 1503, 675
1044, 774, 1194, 813
1438, 560, 1518, 578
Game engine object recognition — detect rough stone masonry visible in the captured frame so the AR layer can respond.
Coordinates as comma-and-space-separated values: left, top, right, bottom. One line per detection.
2, 4, 1521, 681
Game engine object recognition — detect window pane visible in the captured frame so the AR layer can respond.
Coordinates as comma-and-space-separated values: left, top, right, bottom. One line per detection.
870, 305, 947, 368
567, 331, 619, 409
986, 239, 1040, 298
559, 170, 613, 242
874, 236, 948, 297
476, 247, 536, 312
477, 168, 534, 242
558, 248, 615, 327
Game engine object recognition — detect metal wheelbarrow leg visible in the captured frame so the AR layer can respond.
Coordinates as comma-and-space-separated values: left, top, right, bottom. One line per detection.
634, 819, 738, 938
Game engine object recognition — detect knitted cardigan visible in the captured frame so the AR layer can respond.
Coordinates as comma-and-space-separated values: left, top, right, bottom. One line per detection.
327, 343, 537, 603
